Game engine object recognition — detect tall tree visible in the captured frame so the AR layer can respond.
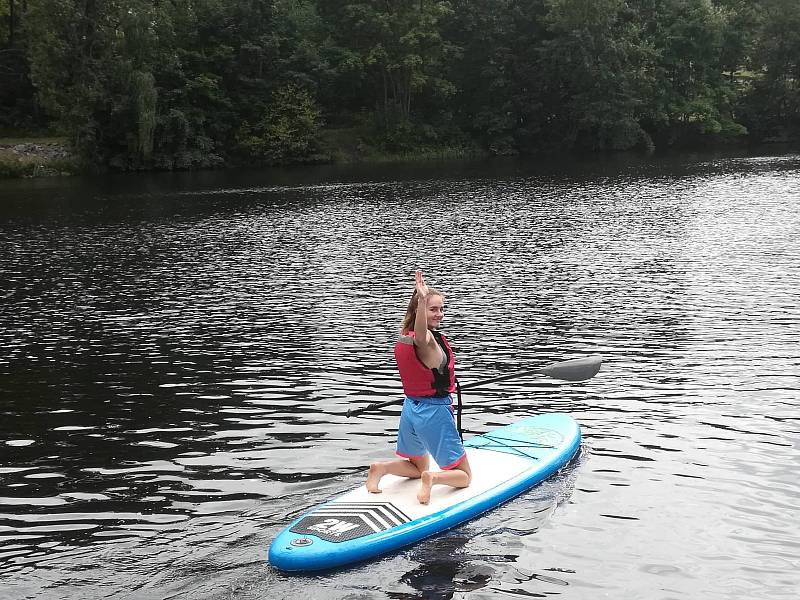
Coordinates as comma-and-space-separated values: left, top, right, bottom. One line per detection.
22, 0, 315, 168
324, 0, 457, 129
444, 0, 544, 155
1, 0, 44, 131
740, 0, 800, 140
639, 0, 746, 145
527, 0, 653, 152
24, 0, 165, 162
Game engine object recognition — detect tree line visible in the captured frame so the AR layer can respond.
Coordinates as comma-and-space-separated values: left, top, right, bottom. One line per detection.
1, 0, 798, 170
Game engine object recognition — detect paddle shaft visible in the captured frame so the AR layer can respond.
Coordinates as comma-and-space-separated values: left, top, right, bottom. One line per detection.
345, 356, 601, 418
459, 368, 545, 391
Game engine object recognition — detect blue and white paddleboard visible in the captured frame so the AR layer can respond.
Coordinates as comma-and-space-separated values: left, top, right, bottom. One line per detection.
269, 412, 581, 572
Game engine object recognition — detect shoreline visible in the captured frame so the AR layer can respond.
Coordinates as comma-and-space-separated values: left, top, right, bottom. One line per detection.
1, 137, 798, 181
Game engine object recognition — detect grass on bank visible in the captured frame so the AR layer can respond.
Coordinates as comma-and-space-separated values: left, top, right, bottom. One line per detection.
0, 137, 81, 178
0, 149, 81, 178
350, 144, 485, 163
320, 127, 486, 164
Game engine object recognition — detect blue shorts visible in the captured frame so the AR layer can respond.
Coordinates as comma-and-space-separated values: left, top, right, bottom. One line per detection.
396, 396, 466, 470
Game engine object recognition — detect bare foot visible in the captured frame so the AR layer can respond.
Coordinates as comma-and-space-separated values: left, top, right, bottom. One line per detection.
366, 463, 384, 493
417, 471, 435, 504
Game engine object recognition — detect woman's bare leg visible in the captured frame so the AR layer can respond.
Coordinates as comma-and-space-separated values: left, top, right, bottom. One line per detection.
366, 456, 430, 493
417, 455, 472, 504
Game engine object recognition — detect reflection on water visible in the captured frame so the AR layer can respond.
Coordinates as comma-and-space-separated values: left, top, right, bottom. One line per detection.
1, 153, 799, 599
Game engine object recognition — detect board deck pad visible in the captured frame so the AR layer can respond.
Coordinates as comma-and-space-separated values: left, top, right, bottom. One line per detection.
269, 412, 580, 571
289, 501, 412, 542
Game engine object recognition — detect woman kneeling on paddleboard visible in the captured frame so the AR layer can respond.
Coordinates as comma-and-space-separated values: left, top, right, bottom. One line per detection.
366, 271, 472, 504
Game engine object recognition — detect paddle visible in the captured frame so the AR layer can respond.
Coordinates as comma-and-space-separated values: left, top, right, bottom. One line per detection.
346, 355, 601, 418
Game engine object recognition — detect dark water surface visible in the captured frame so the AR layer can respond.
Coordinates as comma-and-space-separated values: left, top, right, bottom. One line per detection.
1, 154, 798, 599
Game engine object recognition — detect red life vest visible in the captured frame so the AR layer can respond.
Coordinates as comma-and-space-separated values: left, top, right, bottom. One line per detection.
394, 330, 456, 397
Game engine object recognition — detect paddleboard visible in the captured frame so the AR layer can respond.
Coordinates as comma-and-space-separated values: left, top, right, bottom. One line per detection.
269, 412, 581, 572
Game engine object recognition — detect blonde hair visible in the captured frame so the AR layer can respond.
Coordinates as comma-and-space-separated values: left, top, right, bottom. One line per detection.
400, 288, 443, 335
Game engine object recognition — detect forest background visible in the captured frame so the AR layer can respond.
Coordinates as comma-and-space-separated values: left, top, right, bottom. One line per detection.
1, 0, 799, 173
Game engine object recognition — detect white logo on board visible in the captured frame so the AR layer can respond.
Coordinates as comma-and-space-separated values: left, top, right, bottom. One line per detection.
308, 518, 359, 537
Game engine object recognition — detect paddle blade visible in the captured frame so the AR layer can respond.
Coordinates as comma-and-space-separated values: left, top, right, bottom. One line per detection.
538, 356, 601, 381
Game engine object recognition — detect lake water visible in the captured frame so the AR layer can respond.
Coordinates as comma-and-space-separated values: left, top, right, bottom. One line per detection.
1, 153, 799, 599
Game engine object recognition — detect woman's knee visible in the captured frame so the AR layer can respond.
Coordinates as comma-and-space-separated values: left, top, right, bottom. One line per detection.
410, 456, 430, 473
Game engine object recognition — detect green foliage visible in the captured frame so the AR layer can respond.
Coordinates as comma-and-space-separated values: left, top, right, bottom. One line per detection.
632, 0, 746, 146
132, 71, 157, 160
442, 0, 534, 154
236, 84, 323, 164
2, 0, 798, 175
738, 0, 800, 141
534, 0, 652, 151
324, 1, 458, 129
0, 0, 44, 132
